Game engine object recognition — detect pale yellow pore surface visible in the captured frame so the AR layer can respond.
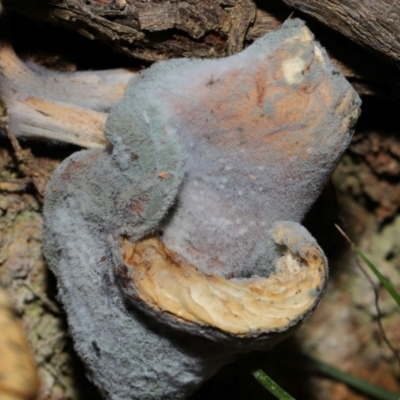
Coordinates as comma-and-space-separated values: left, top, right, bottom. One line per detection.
122, 237, 326, 336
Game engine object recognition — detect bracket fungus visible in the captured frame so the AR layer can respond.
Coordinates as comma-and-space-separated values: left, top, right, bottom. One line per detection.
0, 290, 40, 400
43, 19, 361, 400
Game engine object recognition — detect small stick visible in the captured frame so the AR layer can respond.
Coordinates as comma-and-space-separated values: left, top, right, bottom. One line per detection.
335, 223, 400, 371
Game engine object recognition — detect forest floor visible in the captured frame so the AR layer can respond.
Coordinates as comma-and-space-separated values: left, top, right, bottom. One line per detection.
1, 9, 400, 400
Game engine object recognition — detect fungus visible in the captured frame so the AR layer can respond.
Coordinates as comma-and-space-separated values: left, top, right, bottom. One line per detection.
0, 290, 40, 400
43, 19, 361, 400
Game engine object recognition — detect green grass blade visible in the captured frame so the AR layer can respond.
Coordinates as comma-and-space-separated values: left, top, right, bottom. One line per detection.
251, 368, 295, 400
353, 246, 400, 308
306, 356, 400, 400
335, 224, 400, 308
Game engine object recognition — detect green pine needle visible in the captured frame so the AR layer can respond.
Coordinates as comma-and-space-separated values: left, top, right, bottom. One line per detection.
335, 224, 400, 308
251, 368, 295, 400
305, 356, 400, 400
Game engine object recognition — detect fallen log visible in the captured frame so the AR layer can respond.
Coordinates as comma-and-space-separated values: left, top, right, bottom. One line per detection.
281, 0, 400, 64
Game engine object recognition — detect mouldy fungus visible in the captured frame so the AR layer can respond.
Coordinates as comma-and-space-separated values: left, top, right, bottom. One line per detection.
43, 19, 361, 400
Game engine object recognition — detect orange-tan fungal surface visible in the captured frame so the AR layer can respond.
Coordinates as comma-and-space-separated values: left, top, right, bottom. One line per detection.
121, 223, 327, 336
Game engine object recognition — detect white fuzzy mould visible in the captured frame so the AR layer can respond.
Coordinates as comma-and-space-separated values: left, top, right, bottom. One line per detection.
281, 57, 307, 84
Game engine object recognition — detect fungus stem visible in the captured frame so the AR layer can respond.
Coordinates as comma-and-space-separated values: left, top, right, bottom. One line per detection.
335, 224, 400, 308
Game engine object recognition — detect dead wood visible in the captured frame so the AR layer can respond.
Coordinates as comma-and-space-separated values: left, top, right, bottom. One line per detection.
4, 1, 400, 105
280, 0, 400, 65
0, 41, 135, 147
3, 0, 258, 60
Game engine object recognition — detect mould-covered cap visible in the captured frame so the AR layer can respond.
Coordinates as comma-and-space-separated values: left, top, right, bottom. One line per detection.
43, 18, 360, 400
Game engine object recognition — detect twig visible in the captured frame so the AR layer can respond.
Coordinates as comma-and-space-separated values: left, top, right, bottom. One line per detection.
335, 224, 400, 307
355, 258, 400, 372
4, 124, 49, 198
335, 224, 400, 372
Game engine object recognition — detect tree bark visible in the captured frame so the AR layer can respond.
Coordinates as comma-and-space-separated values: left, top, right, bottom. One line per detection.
4, 0, 400, 104
281, 0, 400, 64
3, 0, 261, 60
5, 0, 400, 65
